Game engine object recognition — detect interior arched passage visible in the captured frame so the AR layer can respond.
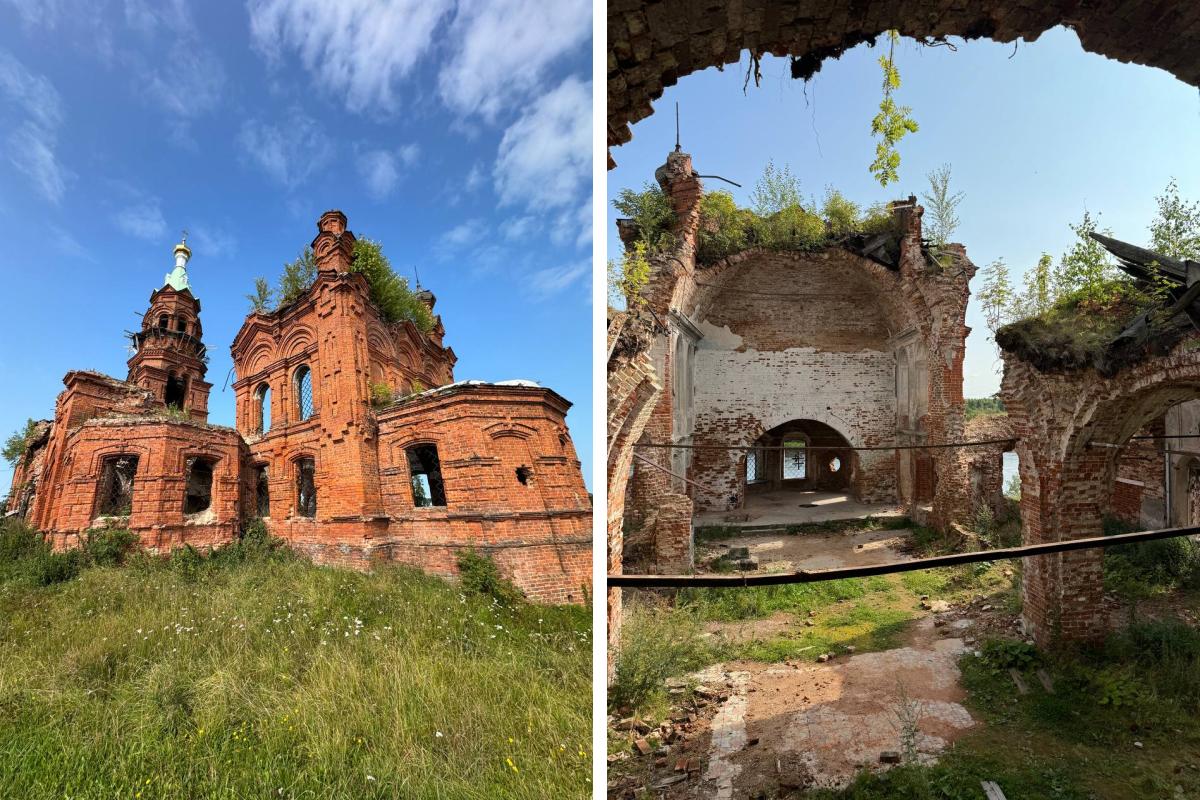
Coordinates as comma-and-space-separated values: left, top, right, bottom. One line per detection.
744, 419, 855, 507
607, 3, 1200, 160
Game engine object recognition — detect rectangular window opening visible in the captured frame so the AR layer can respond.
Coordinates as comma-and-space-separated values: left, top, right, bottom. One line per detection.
296, 458, 316, 518
255, 464, 270, 518
98, 455, 138, 516
184, 457, 214, 515
783, 441, 807, 480
407, 445, 446, 507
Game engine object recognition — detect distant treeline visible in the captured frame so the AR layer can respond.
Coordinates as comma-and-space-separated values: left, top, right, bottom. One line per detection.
965, 397, 1006, 420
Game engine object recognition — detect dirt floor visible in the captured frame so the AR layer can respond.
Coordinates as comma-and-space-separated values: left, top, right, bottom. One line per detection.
698, 527, 914, 574
610, 615, 980, 799
694, 490, 904, 530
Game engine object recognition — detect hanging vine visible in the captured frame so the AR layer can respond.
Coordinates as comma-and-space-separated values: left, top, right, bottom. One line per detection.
869, 30, 919, 187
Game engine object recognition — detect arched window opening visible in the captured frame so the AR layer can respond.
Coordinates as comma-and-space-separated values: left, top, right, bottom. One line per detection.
184, 457, 214, 515
294, 365, 314, 421
296, 457, 316, 518
165, 372, 187, 409
254, 464, 270, 518
407, 444, 446, 507
157, 314, 169, 330
97, 455, 138, 517
176, 318, 187, 333
254, 383, 271, 433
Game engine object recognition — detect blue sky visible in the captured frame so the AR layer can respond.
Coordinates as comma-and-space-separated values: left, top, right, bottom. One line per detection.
608, 26, 1200, 402
0, 0, 593, 494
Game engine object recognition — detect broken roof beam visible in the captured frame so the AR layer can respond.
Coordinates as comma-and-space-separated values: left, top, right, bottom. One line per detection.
1090, 232, 1199, 286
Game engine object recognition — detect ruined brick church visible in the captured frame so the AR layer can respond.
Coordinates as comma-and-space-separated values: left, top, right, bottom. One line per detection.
5, 211, 591, 603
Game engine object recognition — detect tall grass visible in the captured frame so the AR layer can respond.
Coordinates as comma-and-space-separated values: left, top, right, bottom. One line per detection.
0, 519, 590, 799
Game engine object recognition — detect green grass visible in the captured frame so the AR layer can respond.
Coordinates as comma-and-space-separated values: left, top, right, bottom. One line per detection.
0, 520, 590, 799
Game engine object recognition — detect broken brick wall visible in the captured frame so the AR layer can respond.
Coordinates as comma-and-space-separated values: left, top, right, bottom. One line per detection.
39, 417, 242, 552
1001, 335, 1200, 646
375, 384, 591, 605
606, 1, 1200, 158
961, 414, 1015, 521
606, 310, 663, 677
608, 151, 973, 577
1111, 418, 1166, 529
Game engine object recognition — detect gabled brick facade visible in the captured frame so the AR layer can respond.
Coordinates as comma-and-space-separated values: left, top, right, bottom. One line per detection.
6, 211, 591, 604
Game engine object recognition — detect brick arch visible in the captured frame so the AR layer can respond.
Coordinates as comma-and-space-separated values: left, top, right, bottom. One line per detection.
683, 248, 922, 340
607, 1, 1200, 158
244, 340, 277, 378
1001, 336, 1200, 646
282, 327, 317, 359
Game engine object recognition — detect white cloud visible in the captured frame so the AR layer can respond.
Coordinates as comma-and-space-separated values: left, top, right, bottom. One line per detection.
438, 218, 487, 252
465, 162, 485, 192
438, 0, 590, 120
47, 223, 93, 260
358, 143, 419, 199
189, 224, 237, 259
238, 110, 334, 188
247, 0, 454, 114
504, 216, 539, 241
529, 260, 588, 297
0, 50, 68, 203
144, 46, 225, 121
114, 201, 168, 241
549, 197, 591, 249
493, 76, 590, 210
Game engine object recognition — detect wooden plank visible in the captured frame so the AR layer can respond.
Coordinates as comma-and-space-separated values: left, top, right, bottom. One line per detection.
608, 524, 1200, 588
1036, 669, 1055, 693
981, 780, 1008, 800
1009, 669, 1029, 696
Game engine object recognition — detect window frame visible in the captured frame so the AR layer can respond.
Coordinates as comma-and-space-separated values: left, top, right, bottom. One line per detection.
293, 365, 314, 422
295, 456, 316, 518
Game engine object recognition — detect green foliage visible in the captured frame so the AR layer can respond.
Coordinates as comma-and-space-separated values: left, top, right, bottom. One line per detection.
266, 240, 433, 332
979, 638, 1040, 672
615, 164, 906, 271
2, 418, 38, 466
610, 604, 711, 713
276, 246, 317, 307
1056, 210, 1121, 301
456, 548, 525, 607
921, 163, 963, 246
1004, 471, 1022, 501
977, 258, 1015, 337
964, 397, 1005, 420
869, 31, 919, 187
368, 382, 394, 409
755, 203, 828, 252
821, 188, 861, 236
612, 181, 675, 252
349, 238, 434, 332
749, 159, 803, 216
607, 241, 652, 309
245, 276, 273, 312
1149, 177, 1200, 260
1103, 517, 1200, 618
83, 528, 139, 567
0, 516, 590, 798
696, 190, 754, 264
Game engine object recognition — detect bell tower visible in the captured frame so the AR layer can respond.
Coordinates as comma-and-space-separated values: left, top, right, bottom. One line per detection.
126, 235, 212, 422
